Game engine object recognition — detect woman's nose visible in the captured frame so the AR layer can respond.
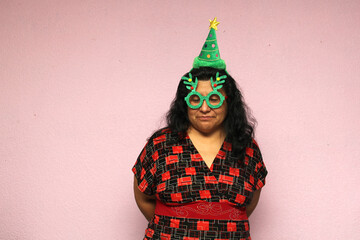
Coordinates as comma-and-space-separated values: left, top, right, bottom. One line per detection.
199, 99, 211, 112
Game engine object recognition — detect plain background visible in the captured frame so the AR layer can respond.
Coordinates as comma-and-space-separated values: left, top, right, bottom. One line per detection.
1, 0, 360, 239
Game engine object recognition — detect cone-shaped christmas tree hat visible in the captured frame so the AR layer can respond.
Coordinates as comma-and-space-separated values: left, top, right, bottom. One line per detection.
193, 17, 226, 70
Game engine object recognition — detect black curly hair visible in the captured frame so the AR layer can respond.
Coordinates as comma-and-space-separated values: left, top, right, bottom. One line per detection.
166, 67, 257, 160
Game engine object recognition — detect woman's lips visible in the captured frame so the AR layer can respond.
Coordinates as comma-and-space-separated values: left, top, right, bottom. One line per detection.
197, 116, 214, 120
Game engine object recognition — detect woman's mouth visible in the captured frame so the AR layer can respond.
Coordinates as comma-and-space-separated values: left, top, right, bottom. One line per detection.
197, 116, 214, 120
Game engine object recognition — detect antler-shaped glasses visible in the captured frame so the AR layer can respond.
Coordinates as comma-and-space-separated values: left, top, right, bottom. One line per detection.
182, 72, 227, 109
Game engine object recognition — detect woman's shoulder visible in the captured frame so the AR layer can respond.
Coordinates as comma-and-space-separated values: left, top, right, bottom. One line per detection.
146, 127, 182, 147
244, 138, 262, 157
147, 127, 171, 140
245, 138, 260, 148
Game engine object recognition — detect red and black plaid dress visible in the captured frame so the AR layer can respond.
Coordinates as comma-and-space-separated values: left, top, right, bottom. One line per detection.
132, 128, 268, 240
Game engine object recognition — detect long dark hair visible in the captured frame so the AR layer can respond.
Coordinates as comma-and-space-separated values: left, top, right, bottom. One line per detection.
166, 67, 256, 159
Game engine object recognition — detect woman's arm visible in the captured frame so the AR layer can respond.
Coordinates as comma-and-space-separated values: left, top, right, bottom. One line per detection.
133, 176, 156, 222
246, 189, 262, 217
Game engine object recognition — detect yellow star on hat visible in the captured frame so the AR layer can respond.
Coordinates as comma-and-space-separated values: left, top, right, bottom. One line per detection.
209, 17, 220, 30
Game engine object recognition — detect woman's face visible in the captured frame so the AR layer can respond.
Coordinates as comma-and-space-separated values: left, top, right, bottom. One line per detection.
187, 80, 227, 134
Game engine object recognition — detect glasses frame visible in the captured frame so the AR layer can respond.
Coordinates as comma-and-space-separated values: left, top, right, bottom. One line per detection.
182, 72, 227, 110
185, 90, 225, 109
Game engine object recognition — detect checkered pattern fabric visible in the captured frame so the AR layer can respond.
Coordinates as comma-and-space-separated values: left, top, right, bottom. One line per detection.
132, 128, 268, 240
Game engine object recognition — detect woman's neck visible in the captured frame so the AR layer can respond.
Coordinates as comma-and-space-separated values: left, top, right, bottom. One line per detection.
187, 126, 226, 144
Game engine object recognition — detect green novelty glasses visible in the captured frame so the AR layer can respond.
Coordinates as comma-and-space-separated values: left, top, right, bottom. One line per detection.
182, 72, 227, 109
185, 90, 225, 109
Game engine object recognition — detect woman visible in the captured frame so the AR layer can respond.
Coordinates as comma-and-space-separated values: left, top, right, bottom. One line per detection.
132, 18, 268, 240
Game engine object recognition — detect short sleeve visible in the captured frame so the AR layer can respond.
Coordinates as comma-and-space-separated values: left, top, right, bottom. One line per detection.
132, 141, 157, 196
252, 140, 268, 190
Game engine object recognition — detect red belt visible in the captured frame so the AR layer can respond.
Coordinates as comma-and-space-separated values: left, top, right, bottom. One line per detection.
155, 199, 248, 220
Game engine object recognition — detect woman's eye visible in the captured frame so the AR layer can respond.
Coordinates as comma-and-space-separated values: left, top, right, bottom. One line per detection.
190, 96, 200, 103
209, 95, 220, 103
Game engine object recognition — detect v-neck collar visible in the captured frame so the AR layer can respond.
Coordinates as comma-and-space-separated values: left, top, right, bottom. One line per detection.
186, 133, 226, 174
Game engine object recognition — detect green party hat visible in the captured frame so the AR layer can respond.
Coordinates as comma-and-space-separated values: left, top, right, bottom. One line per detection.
193, 17, 226, 70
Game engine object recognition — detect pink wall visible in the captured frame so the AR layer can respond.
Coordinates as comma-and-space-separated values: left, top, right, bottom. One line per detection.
1, 0, 359, 239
